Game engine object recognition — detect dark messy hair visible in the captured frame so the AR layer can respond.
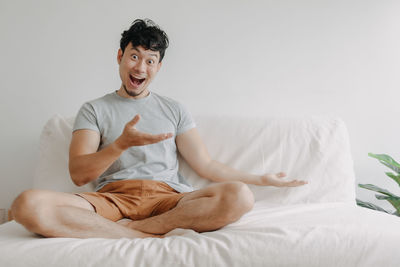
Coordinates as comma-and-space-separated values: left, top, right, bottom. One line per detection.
120, 19, 169, 62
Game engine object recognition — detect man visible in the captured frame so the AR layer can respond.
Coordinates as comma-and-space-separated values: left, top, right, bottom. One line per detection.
11, 19, 307, 239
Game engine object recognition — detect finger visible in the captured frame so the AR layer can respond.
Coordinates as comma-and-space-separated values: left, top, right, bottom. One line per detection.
127, 114, 141, 127
144, 132, 174, 144
277, 172, 286, 178
287, 180, 308, 187
155, 132, 174, 140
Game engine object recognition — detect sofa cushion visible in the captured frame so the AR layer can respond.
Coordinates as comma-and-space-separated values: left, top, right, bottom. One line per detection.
33, 114, 356, 205
33, 115, 95, 193
180, 115, 356, 205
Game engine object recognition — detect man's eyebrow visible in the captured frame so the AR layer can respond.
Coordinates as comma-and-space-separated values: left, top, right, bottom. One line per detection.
130, 47, 159, 58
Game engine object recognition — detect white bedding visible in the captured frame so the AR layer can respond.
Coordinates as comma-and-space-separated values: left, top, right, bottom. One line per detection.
1, 114, 399, 266
1, 202, 399, 267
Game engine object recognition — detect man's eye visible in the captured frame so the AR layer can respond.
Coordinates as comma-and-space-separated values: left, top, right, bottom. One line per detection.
148, 60, 154, 64
132, 55, 138, 60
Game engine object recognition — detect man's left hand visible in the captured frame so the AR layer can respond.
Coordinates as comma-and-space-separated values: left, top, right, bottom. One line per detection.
259, 172, 308, 187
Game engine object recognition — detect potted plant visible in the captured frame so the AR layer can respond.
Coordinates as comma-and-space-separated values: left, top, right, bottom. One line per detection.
356, 153, 400, 216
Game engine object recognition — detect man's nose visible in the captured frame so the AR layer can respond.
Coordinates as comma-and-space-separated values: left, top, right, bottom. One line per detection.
133, 60, 146, 73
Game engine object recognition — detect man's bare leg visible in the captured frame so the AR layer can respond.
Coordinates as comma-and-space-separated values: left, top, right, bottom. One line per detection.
118, 181, 254, 234
11, 189, 157, 239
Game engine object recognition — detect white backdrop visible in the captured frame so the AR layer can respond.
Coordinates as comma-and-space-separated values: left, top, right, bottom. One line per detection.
1, 0, 399, 211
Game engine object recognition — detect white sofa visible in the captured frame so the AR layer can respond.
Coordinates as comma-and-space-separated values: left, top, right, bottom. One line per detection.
0, 114, 399, 267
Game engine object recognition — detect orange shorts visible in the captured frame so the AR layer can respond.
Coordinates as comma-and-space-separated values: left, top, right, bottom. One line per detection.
76, 180, 187, 222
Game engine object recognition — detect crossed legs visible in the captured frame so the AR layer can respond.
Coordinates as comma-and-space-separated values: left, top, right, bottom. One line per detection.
11, 181, 254, 239
11, 189, 156, 239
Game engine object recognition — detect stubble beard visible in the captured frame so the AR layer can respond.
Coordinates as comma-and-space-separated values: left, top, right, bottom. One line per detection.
123, 84, 147, 97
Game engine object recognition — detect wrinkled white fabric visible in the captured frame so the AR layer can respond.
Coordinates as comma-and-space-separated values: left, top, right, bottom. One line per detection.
1, 203, 399, 267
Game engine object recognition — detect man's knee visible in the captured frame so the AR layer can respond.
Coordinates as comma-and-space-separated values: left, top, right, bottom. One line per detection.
216, 182, 254, 223
12, 189, 53, 233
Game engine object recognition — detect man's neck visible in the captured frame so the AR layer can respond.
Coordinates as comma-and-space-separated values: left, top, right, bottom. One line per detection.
117, 87, 150, 99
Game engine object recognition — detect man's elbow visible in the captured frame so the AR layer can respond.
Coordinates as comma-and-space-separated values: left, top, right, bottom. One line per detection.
68, 160, 94, 186
73, 179, 87, 187
69, 165, 90, 187
70, 173, 89, 187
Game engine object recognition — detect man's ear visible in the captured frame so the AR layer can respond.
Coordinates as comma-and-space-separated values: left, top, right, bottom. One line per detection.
157, 61, 163, 72
117, 49, 123, 64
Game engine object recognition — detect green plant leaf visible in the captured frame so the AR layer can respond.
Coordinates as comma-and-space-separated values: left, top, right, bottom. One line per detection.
358, 184, 400, 198
368, 153, 400, 174
375, 195, 400, 214
356, 198, 391, 213
386, 172, 400, 187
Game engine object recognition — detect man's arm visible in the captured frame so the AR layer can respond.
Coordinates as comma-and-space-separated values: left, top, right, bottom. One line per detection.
176, 128, 307, 187
69, 129, 123, 186
69, 114, 173, 186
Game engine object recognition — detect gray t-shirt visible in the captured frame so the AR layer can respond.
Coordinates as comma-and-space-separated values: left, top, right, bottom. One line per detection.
73, 91, 196, 192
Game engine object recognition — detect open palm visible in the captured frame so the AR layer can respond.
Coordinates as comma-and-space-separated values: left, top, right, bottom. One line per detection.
260, 172, 308, 187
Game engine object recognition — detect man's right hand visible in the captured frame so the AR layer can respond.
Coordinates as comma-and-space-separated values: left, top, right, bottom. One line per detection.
115, 114, 174, 151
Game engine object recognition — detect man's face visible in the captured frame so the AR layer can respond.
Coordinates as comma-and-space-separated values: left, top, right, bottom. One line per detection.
117, 43, 162, 98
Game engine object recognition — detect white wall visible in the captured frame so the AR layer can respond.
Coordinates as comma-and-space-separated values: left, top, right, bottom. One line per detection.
1, 0, 399, 211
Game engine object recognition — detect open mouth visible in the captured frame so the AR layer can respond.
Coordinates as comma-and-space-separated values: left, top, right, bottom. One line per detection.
129, 74, 145, 87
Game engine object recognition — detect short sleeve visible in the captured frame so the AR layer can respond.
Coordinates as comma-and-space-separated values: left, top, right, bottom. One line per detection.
72, 102, 100, 133
176, 102, 196, 135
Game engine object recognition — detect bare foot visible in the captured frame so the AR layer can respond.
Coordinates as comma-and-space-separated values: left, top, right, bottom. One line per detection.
116, 218, 132, 228
116, 218, 164, 238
